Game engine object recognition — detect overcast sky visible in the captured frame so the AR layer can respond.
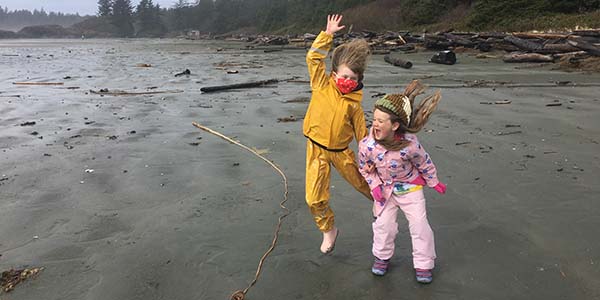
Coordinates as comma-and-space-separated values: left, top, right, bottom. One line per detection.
1, 0, 178, 15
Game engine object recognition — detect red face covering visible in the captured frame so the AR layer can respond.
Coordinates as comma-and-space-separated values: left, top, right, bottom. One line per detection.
335, 77, 358, 94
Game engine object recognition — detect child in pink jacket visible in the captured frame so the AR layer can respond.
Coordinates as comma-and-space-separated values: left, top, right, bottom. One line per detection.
358, 81, 445, 283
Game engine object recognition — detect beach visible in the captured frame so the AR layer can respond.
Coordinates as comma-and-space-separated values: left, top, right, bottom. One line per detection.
1, 38, 599, 299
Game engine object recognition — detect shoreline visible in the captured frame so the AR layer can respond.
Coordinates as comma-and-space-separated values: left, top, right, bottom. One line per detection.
1, 38, 599, 299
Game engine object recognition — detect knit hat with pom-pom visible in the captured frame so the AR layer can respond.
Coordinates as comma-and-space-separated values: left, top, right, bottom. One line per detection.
374, 94, 411, 125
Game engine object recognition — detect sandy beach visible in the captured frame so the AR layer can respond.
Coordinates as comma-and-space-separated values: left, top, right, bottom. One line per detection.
1, 38, 599, 299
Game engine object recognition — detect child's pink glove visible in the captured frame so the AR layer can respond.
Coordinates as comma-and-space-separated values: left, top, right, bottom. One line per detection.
371, 185, 384, 202
409, 176, 426, 186
433, 182, 447, 194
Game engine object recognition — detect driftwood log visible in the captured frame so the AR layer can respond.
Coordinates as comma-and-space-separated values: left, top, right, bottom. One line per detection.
553, 51, 590, 59
491, 42, 520, 52
542, 43, 580, 53
513, 32, 570, 39
90, 89, 184, 96
572, 30, 600, 37
475, 42, 493, 52
175, 69, 191, 77
13, 82, 64, 86
567, 37, 600, 56
396, 44, 415, 51
503, 53, 554, 63
200, 79, 280, 93
424, 36, 453, 50
443, 33, 475, 47
384, 55, 413, 69
504, 35, 543, 52
478, 32, 509, 39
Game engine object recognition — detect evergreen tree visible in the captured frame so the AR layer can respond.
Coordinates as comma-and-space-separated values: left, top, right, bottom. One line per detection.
212, 0, 235, 33
258, 0, 288, 31
98, 0, 113, 17
135, 0, 166, 36
192, 0, 215, 32
152, 3, 167, 35
136, 0, 153, 32
171, 0, 190, 31
111, 0, 134, 37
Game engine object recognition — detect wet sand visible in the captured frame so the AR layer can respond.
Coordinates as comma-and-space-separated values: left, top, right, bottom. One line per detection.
1, 38, 599, 300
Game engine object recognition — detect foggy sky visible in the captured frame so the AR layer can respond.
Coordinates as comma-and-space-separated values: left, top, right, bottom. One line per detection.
1, 0, 177, 16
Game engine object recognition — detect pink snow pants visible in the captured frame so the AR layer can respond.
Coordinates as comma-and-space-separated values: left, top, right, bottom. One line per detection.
372, 189, 436, 269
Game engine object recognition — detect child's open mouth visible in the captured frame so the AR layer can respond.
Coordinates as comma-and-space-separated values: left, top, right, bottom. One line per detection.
374, 128, 381, 137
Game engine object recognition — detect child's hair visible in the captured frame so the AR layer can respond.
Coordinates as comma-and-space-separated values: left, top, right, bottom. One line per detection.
375, 80, 441, 151
331, 39, 371, 82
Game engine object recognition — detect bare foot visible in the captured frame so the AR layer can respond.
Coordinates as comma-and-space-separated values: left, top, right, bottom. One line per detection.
320, 228, 339, 254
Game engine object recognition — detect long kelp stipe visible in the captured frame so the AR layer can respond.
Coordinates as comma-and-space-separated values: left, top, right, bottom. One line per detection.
192, 122, 290, 300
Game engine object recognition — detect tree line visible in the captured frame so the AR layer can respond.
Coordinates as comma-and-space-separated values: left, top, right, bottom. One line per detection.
97, 0, 166, 37
94, 0, 375, 37
3, 0, 599, 37
167, 0, 374, 33
100, 0, 599, 37
0, 7, 86, 31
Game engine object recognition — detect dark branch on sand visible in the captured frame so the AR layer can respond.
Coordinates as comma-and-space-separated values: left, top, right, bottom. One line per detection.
200, 78, 285, 93
90, 89, 184, 96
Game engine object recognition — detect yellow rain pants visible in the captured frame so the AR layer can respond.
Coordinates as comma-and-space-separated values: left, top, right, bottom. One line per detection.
305, 139, 372, 232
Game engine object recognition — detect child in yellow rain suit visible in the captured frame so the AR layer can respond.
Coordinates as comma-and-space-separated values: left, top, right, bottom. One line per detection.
304, 14, 373, 254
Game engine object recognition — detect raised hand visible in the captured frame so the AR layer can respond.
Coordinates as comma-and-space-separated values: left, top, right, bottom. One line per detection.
326, 14, 345, 35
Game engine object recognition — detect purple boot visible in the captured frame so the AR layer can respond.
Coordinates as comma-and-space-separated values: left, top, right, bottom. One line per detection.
371, 257, 389, 276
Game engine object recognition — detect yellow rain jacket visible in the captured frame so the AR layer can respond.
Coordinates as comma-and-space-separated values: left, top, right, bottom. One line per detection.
304, 31, 372, 232
303, 31, 368, 150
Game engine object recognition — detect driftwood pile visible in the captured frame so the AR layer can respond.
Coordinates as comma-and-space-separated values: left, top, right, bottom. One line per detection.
353, 29, 600, 64
218, 29, 600, 69
429, 30, 600, 63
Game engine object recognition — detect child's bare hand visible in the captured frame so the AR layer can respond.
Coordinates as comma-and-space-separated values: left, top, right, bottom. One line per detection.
364, 162, 375, 173
325, 14, 345, 35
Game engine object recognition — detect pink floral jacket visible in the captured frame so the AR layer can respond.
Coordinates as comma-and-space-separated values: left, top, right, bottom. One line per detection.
358, 128, 440, 202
